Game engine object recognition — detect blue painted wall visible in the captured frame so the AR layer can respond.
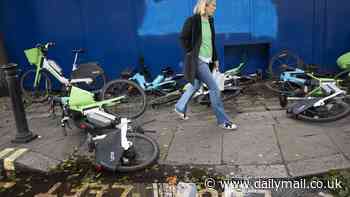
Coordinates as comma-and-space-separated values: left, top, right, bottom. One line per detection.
1, 0, 350, 85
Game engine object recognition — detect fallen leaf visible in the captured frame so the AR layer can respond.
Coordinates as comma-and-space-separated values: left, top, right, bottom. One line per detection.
166, 176, 177, 186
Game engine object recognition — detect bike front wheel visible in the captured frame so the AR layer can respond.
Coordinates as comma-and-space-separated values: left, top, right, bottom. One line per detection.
116, 132, 159, 172
264, 80, 284, 94
268, 50, 304, 79
20, 69, 52, 103
295, 100, 350, 122
101, 79, 147, 119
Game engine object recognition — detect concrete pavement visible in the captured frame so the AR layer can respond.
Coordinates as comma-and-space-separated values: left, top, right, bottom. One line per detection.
0, 93, 349, 179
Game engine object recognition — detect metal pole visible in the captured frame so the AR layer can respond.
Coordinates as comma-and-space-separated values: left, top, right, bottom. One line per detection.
1, 63, 37, 143
0, 33, 8, 96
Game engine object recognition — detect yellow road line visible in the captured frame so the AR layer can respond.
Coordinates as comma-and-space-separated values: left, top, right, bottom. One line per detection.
0, 148, 16, 159
153, 183, 158, 197
4, 148, 28, 171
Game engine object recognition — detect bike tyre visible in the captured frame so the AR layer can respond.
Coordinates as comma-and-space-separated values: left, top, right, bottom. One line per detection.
296, 100, 350, 122
101, 79, 147, 119
20, 69, 52, 103
116, 133, 159, 172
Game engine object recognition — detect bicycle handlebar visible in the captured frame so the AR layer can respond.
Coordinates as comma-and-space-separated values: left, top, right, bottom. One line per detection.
46, 42, 55, 48
35, 42, 56, 52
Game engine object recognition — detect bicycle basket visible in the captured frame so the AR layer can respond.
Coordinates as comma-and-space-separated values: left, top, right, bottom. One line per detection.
337, 52, 350, 70
24, 48, 43, 66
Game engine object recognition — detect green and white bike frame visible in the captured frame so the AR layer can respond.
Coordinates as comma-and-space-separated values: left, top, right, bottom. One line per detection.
24, 43, 95, 90
57, 85, 131, 149
66, 86, 125, 112
30, 54, 93, 89
285, 73, 345, 102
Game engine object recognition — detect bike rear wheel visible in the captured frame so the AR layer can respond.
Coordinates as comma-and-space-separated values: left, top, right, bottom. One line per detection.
295, 100, 350, 122
116, 132, 159, 172
20, 69, 52, 103
264, 80, 284, 94
149, 90, 182, 108
101, 79, 147, 119
268, 50, 304, 79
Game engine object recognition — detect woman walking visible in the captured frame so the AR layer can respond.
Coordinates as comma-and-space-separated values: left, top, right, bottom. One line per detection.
175, 0, 237, 130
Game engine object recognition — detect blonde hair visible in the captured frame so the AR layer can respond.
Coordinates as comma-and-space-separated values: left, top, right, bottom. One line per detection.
193, 0, 215, 15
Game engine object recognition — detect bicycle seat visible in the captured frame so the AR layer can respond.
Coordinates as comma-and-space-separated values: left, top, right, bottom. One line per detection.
72, 48, 85, 53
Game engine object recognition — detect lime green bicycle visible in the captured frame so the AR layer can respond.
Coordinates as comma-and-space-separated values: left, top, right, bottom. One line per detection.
51, 78, 158, 172
21, 42, 106, 103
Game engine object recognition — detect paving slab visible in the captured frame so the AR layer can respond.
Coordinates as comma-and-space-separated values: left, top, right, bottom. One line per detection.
12, 117, 85, 160
24, 134, 84, 161
215, 164, 288, 178
15, 151, 61, 172
238, 106, 267, 113
0, 125, 15, 147
326, 129, 350, 159
222, 124, 282, 165
320, 115, 350, 131
0, 115, 85, 172
233, 111, 276, 125
287, 154, 350, 177
237, 164, 288, 178
1, 96, 350, 178
276, 127, 340, 162
166, 125, 222, 165
142, 108, 174, 123
270, 110, 350, 131
178, 119, 217, 127
274, 122, 328, 137
142, 121, 177, 162
269, 110, 298, 124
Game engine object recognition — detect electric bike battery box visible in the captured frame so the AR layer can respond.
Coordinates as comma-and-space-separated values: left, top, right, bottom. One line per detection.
86, 110, 113, 128
95, 129, 123, 171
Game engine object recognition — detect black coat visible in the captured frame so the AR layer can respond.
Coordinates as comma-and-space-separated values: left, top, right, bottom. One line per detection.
180, 14, 218, 84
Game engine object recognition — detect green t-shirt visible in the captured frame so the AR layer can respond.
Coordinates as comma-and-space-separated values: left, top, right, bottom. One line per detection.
199, 18, 213, 60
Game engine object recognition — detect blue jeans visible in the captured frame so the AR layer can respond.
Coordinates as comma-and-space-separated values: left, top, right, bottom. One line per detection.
175, 59, 232, 124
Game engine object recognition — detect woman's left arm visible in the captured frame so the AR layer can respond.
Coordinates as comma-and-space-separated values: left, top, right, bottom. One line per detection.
210, 17, 219, 68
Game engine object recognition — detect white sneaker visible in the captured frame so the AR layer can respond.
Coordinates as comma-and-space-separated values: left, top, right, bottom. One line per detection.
219, 122, 238, 130
174, 108, 189, 120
